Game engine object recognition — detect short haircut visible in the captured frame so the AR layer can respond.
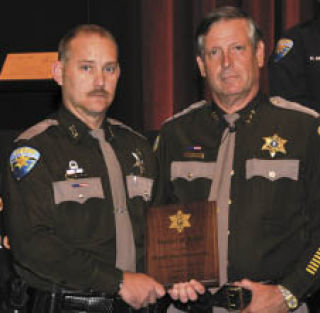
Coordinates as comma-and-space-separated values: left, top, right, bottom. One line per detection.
58, 24, 118, 61
196, 6, 263, 58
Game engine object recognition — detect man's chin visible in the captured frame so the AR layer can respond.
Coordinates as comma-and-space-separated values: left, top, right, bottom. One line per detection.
87, 100, 113, 112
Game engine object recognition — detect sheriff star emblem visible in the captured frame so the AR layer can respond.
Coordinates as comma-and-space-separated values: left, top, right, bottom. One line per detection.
262, 134, 287, 158
169, 210, 191, 233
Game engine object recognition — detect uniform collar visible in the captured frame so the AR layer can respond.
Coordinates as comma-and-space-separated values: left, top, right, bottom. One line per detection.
210, 92, 267, 126
57, 106, 110, 143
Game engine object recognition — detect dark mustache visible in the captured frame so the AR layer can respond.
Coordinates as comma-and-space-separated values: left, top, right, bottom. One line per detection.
87, 89, 109, 96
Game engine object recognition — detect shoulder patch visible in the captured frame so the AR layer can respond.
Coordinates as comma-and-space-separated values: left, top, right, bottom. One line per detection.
15, 119, 58, 142
270, 96, 319, 118
10, 147, 41, 181
274, 38, 293, 62
107, 118, 146, 140
163, 100, 207, 125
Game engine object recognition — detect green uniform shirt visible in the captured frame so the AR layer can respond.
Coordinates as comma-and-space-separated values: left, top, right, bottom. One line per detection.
155, 93, 320, 300
5, 107, 156, 295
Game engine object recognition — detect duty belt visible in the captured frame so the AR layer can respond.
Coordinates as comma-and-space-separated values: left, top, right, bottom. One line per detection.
173, 284, 252, 312
31, 289, 168, 313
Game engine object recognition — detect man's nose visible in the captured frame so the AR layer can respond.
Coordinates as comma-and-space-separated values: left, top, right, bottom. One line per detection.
94, 70, 105, 86
222, 51, 232, 68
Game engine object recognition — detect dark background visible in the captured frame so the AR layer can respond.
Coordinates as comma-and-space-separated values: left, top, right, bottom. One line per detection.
0, 0, 319, 133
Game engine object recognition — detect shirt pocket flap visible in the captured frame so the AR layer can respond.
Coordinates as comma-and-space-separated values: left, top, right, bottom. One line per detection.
53, 177, 104, 205
246, 158, 299, 181
171, 161, 215, 181
126, 175, 153, 201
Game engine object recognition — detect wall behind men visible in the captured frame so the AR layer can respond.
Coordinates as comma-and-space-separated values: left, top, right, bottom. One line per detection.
0, 0, 319, 133
0, 0, 143, 131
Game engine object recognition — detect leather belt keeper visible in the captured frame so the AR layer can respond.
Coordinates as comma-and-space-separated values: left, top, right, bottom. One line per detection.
173, 284, 252, 312
200, 285, 252, 311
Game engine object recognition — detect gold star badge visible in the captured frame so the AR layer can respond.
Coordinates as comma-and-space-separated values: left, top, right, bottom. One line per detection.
169, 210, 191, 233
262, 134, 287, 158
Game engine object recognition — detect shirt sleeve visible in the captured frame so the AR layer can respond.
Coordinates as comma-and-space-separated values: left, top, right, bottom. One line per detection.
281, 118, 320, 299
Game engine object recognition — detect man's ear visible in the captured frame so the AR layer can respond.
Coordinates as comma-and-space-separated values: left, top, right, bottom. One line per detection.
51, 61, 63, 85
196, 56, 206, 78
256, 40, 265, 68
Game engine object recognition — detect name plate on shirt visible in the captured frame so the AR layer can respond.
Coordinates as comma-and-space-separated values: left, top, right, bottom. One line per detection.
146, 201, 219, 287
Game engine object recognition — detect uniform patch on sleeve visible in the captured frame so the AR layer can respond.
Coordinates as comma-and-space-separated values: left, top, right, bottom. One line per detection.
10, 147, 41, 180
274, 38, 294, 62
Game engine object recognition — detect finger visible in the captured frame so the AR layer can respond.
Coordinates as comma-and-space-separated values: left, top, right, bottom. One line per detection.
154, 283, 166, 298
185, 285, 198, 301
177, 284, 188, 303
189, 279, 205, 294
3, 236, 10, 249
233, 278, 253, 289
168, 287, 179, 300
148, 293, 157, 305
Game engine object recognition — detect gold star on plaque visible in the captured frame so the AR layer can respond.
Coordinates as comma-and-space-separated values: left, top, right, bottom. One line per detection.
262, 134, 287, 158
169, 210, 191, 233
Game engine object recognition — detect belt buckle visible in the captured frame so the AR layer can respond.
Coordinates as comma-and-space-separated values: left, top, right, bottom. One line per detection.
226, 286, 243, 311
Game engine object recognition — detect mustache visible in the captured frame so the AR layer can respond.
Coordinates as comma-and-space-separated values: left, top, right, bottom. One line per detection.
220, 69, 238, 79
87, 89, 109, 97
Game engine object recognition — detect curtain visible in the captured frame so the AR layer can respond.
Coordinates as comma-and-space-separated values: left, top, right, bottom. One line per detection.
140, 0, 316, 131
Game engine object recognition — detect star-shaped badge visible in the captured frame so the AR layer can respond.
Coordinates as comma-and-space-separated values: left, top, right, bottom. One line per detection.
262, 134, 287, 158
169, 210, 191, 233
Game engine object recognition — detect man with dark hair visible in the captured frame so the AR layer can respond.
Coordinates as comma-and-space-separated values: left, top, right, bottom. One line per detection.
4, 24, 170, 313
155, 6, 320, 313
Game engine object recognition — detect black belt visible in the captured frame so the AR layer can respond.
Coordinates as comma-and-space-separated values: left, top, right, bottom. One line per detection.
31, 289, 165, 313
173, 284, 252, 312
31, 285, 251, 313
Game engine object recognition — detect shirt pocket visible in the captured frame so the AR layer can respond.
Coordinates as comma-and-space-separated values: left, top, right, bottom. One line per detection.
53, 177, 105, 205
126, 175, 154, 201
170, 161, 215, 181
246, 158, 299, 181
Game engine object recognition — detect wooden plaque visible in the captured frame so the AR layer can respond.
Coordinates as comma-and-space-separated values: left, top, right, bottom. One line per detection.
146, 201, 219, 287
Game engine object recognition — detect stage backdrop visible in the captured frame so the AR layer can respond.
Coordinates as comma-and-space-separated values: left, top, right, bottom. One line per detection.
0, 0, 317, 133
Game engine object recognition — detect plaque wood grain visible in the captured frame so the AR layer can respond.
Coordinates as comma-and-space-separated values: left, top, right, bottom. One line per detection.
146, 201, 219, 287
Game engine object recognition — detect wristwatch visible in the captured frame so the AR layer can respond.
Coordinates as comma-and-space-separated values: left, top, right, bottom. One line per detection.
278, 285, 298, 310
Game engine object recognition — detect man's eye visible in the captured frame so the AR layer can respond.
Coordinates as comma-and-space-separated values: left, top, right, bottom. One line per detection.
80, 64, 92, 71
105, 65, 117, 73
208, 49, 218, 56
234, 45, 245, 51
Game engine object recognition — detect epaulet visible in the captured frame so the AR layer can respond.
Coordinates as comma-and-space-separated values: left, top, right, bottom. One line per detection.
163, 100, 208, 125
270, 96, 320, 118
107, 118, 146, 140
15, 119, 59, 142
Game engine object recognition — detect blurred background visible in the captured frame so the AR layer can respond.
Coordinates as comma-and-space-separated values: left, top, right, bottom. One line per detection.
0, 0, 318, 133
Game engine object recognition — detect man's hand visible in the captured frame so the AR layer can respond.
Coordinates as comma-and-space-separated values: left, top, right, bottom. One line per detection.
168, 279, 205, 303
119, 272, 165, 309
234, 279, 288, 313
3, 235, 10, 249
